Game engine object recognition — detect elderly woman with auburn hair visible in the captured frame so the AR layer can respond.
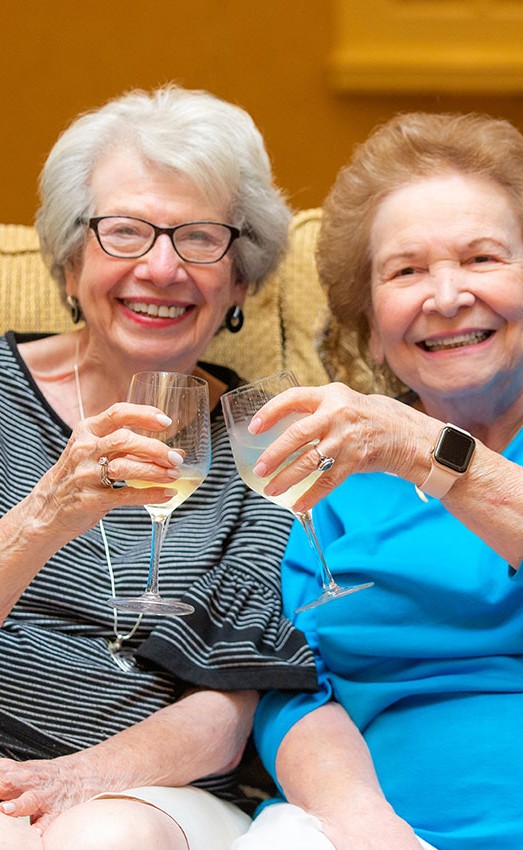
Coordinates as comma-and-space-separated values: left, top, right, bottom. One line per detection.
235, 112, 523, 850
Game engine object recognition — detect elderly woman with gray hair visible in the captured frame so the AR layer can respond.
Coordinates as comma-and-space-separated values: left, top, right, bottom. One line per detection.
0, 85, 316, 850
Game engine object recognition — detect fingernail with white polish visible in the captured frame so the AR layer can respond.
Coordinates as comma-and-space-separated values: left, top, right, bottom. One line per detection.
253, 461, 267, 477
168, 451, 183, 466
248, 417, 262, 434
156, 413, 172, 426
1, 802, 15, 814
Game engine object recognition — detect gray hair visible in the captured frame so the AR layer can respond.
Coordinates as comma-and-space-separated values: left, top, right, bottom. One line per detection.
36, 84, 291, 299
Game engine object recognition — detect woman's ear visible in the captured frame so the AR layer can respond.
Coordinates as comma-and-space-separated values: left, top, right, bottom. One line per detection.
232, 280, 249, 308
367, 312, 385, 365
64, 255, 81, 298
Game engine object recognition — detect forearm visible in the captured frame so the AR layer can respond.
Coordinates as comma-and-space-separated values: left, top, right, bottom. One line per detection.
60, 688, 259, 790
0, 688, 258, 831
351, 404, 523, 567
443, 444, 523, 568
275, 703, 421, 850
276, 703, 383, 815
399, 416, 523, 567
0, 479, 72, 623
390, 414, 523, 567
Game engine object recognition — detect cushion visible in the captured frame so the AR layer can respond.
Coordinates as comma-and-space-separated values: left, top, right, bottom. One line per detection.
0, 210, 329, 386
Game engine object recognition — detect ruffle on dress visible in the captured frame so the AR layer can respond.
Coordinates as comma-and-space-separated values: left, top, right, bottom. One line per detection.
137, 559, 318, 691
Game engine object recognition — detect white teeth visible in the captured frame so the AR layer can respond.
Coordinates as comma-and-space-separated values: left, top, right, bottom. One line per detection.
123, 300, 187, 319
423, 330, 491, 351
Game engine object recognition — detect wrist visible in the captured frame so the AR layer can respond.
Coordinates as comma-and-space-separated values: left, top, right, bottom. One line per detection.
417, 422, 476, 500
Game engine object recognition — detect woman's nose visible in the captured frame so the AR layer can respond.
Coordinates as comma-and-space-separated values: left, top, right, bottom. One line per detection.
422, 262, 475, 316
134, 234, 186, 285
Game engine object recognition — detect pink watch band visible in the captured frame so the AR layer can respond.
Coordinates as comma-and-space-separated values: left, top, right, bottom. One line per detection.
418, 462, 461, 499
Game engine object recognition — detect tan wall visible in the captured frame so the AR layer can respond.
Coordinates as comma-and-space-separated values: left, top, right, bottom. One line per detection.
3, 0, 523, 225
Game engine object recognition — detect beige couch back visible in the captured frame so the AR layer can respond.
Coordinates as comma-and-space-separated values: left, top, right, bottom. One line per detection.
0, 210, 329, 386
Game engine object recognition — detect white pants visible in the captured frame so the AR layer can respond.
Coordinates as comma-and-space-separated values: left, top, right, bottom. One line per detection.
95, 786, 251, 849
231, 802, 439, 850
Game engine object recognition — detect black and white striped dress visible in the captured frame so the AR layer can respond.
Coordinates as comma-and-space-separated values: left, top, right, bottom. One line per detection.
0, 332, 316, 802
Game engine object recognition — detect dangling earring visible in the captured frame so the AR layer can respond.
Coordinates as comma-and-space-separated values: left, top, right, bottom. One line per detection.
225, 305, 244, 334
66, 295, 82, 325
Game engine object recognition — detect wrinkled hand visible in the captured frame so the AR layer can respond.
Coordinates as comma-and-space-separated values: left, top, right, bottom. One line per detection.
33, 402, 184, 545
248, 383, 425, 513
0, 753, 106, 833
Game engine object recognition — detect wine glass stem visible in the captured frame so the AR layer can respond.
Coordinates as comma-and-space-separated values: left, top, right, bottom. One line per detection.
295, 510, 339, 594
145, 517, 168, 596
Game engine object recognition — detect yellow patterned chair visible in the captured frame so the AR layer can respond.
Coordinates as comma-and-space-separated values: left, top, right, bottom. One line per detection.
0, 209, 330, 387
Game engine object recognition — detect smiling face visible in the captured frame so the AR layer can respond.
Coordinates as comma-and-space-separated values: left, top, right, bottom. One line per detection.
368, 172, 523, 417
65, 148, 246, 374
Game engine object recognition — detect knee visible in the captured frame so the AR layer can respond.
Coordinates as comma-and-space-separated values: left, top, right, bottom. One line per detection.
42, 798, 187, 850
0, 813, 42, 850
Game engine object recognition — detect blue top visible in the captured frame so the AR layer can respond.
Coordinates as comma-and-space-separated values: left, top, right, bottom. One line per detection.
255, 427, 523, 849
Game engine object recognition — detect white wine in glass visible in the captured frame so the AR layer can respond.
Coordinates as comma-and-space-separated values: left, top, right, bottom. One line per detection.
221, 371, 373, 612
108, 371, 211, 616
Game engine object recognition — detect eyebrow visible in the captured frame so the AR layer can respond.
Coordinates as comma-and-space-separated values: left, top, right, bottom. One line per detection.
465, 237, 510, 252
374, 248, 421, 275
377, 237, 510, 268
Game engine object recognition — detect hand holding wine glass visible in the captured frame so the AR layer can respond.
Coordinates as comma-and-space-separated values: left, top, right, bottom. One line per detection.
109, 371, 211, 616
221, 371, 373, 612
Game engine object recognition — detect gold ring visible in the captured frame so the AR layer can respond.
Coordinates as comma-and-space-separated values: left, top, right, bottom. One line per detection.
315, 447, 335, 472
98, 456, 116, 488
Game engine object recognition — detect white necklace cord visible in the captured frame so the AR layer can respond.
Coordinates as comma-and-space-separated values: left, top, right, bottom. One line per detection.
73, 340, 143, 651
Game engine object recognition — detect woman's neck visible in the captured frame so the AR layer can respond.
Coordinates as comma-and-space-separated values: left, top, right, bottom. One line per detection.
18, 329, 226, 425
418, 387, 523, 453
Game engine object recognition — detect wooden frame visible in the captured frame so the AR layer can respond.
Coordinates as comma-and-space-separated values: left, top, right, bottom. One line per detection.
329, 0, 523, 93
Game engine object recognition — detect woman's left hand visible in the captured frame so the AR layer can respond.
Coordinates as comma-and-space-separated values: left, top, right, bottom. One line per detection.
0, 753, 108, 833
247, 383, 435, 513
0, 688, 258, 834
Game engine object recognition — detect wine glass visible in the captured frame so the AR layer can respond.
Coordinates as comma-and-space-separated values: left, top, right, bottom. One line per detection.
108, 371, 211, 616
221, 371, 373, 612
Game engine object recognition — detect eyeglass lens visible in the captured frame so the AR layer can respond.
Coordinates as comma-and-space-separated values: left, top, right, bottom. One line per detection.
95, 217, 234, 261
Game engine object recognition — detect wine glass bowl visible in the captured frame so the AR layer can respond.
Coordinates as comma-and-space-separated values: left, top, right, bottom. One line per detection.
221, 371, 373, 612
225, 412, 324, 512
108, 371, 211, 616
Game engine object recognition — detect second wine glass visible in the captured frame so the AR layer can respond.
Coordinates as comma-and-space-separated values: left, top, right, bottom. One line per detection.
108, 371, 211, 616
221, 371, 373, 612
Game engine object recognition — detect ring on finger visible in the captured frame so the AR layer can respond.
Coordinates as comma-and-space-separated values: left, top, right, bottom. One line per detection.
98, 456, 117, 488
314, 446, 336, 472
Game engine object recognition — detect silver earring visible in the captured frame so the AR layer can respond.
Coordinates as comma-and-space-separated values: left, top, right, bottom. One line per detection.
66, 295, 82, 325
225, 305, 244, 334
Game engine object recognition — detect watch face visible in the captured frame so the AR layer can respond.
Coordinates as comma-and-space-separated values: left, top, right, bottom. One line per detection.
434, 426, 476, 473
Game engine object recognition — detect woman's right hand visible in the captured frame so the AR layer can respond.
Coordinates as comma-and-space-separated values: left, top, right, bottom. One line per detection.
247, 383, 435, 513
0, 401, 184, 620
38, 401, 184, 541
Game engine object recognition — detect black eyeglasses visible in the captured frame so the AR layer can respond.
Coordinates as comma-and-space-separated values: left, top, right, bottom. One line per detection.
86, 216, 242, 263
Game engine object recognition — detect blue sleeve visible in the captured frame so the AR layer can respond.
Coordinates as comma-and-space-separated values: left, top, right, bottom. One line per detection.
254, 681, 333, 794
253, 511, 336, 791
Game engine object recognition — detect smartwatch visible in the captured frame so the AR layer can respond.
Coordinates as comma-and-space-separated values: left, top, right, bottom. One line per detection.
418, 423, 476, 499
